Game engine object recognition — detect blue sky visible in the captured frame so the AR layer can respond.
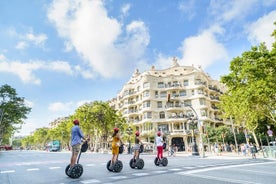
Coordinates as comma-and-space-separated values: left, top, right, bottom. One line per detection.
0, 0, 275, 136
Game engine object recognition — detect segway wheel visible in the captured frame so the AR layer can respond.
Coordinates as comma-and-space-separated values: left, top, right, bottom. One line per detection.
161, 157, 168, 166
106, 160, 113, 171
129, 158, 135, 169
154, 157, 160, 166
70, 164, 83, 178
113, 160, 123, 172
65, 164, 71, 177
136, 159, 144, 169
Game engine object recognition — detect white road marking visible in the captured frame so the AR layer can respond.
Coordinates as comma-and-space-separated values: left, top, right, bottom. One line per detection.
86, 163, 95, 166
1, 170, 15, 174
27, 168, 39, 171
178, 161, 275, 175
49, 166, 61, 169
182, 173, 260, 184
183, 166, 196, 169
151, 170, 167, 174
132, 173, 149, 176
109, 176, 127, 180
234, 168, 275, 175
81, 179, 101, 183
169, 168, 182, 171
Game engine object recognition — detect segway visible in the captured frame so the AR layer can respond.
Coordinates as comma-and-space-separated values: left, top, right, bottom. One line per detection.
154, 145, 168, 167
129, 144, 144, 169
106, 144, 124, 172
65, 140, 89, 178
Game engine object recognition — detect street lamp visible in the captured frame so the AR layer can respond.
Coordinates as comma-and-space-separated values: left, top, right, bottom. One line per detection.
188, 115, 199, 156
126, 127, 133, 154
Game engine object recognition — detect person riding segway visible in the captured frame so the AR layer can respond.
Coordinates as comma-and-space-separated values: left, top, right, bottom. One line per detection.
65, 119, 89, 178
129, 131, 144, 169
154, 131, 168, 166
106, 127, 123, 172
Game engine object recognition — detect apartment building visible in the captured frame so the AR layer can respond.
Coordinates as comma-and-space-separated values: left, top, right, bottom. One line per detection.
112, 58, 226, 152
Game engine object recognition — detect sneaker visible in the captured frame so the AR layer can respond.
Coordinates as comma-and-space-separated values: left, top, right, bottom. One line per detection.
109, 164, 114, 170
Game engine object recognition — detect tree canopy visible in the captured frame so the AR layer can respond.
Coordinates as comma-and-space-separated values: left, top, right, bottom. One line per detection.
0, 84, 31, 145
219, 23, 276, 143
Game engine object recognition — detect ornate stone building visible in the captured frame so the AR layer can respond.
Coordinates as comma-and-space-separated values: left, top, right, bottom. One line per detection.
111, 58, 226, 152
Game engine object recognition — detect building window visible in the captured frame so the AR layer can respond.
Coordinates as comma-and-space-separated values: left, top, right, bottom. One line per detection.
143, 101, 151, 108
144, 112, 152, 119
160, 91, 167, 98
183, 80, 189, 86
143, 90, 149, 97
158, 82, 165, 88
157, 101, 162, 108
155, 91, 159, 98
199, 98, 206, 105
159, 111, 165, 119
143, 82, 150, 88
158, 124, 169, 133
184, 100, 192, 106
201, 109, 207, 117
180, 90, 186, 96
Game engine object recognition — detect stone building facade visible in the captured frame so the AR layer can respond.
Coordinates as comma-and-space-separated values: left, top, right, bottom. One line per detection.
111, 59, 226, 152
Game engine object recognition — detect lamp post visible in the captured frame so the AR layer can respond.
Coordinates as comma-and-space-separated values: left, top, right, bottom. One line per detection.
126, 127, 133, 154
188, 115, 199, 156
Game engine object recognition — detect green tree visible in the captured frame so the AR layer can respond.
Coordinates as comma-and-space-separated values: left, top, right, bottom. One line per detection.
220, 24, 276, 145
0, 84, 31, 145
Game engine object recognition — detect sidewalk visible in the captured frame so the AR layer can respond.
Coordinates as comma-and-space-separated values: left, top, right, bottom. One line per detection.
173, 151, 273, 160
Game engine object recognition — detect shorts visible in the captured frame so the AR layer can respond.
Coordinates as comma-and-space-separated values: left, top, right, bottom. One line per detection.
112, 146, 119, 155
72, 144, 81, 155
133, 144, 140, 151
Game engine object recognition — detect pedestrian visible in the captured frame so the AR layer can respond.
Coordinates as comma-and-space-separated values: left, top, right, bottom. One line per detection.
67, 119, 86, 175
250, 143, 256, 159
132, 131, 142, 166
156, 131, 164, 160
109, 127, 121, 170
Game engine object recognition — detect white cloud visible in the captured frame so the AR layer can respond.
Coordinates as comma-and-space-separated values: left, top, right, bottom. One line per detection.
178, 25, 228, 69
0, 55, 75, 84
247, 10, 276, 50
15, 41, 28, 50
209, 0, 257, 23
178, 0, 196, 20
13, 30, 48, 50
48, 102, 74, 112
47, 0, 149, 79
121, 3, 131, 17
48, 100, 88, 113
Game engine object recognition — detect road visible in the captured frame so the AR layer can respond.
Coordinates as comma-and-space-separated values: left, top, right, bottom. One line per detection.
1, 150, 276, 184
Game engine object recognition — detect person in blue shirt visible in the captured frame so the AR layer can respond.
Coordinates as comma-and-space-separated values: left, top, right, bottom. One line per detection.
68, 119, 86, 173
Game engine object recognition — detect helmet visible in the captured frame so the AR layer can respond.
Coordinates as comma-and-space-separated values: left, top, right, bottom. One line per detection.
114, 127, 119, 132
157, 131, 161, 136
135, 131, 140, 136
73, 119, 79, 125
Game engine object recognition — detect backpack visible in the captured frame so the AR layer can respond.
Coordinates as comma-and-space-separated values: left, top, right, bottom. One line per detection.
119, 144, 124, 154
163, 142, 167, 150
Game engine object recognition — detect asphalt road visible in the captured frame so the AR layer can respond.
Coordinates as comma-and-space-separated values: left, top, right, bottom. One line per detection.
1, 150, 276, 184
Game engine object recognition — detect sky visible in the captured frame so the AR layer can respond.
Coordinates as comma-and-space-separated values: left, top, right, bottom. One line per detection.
0, 0, 275, 136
